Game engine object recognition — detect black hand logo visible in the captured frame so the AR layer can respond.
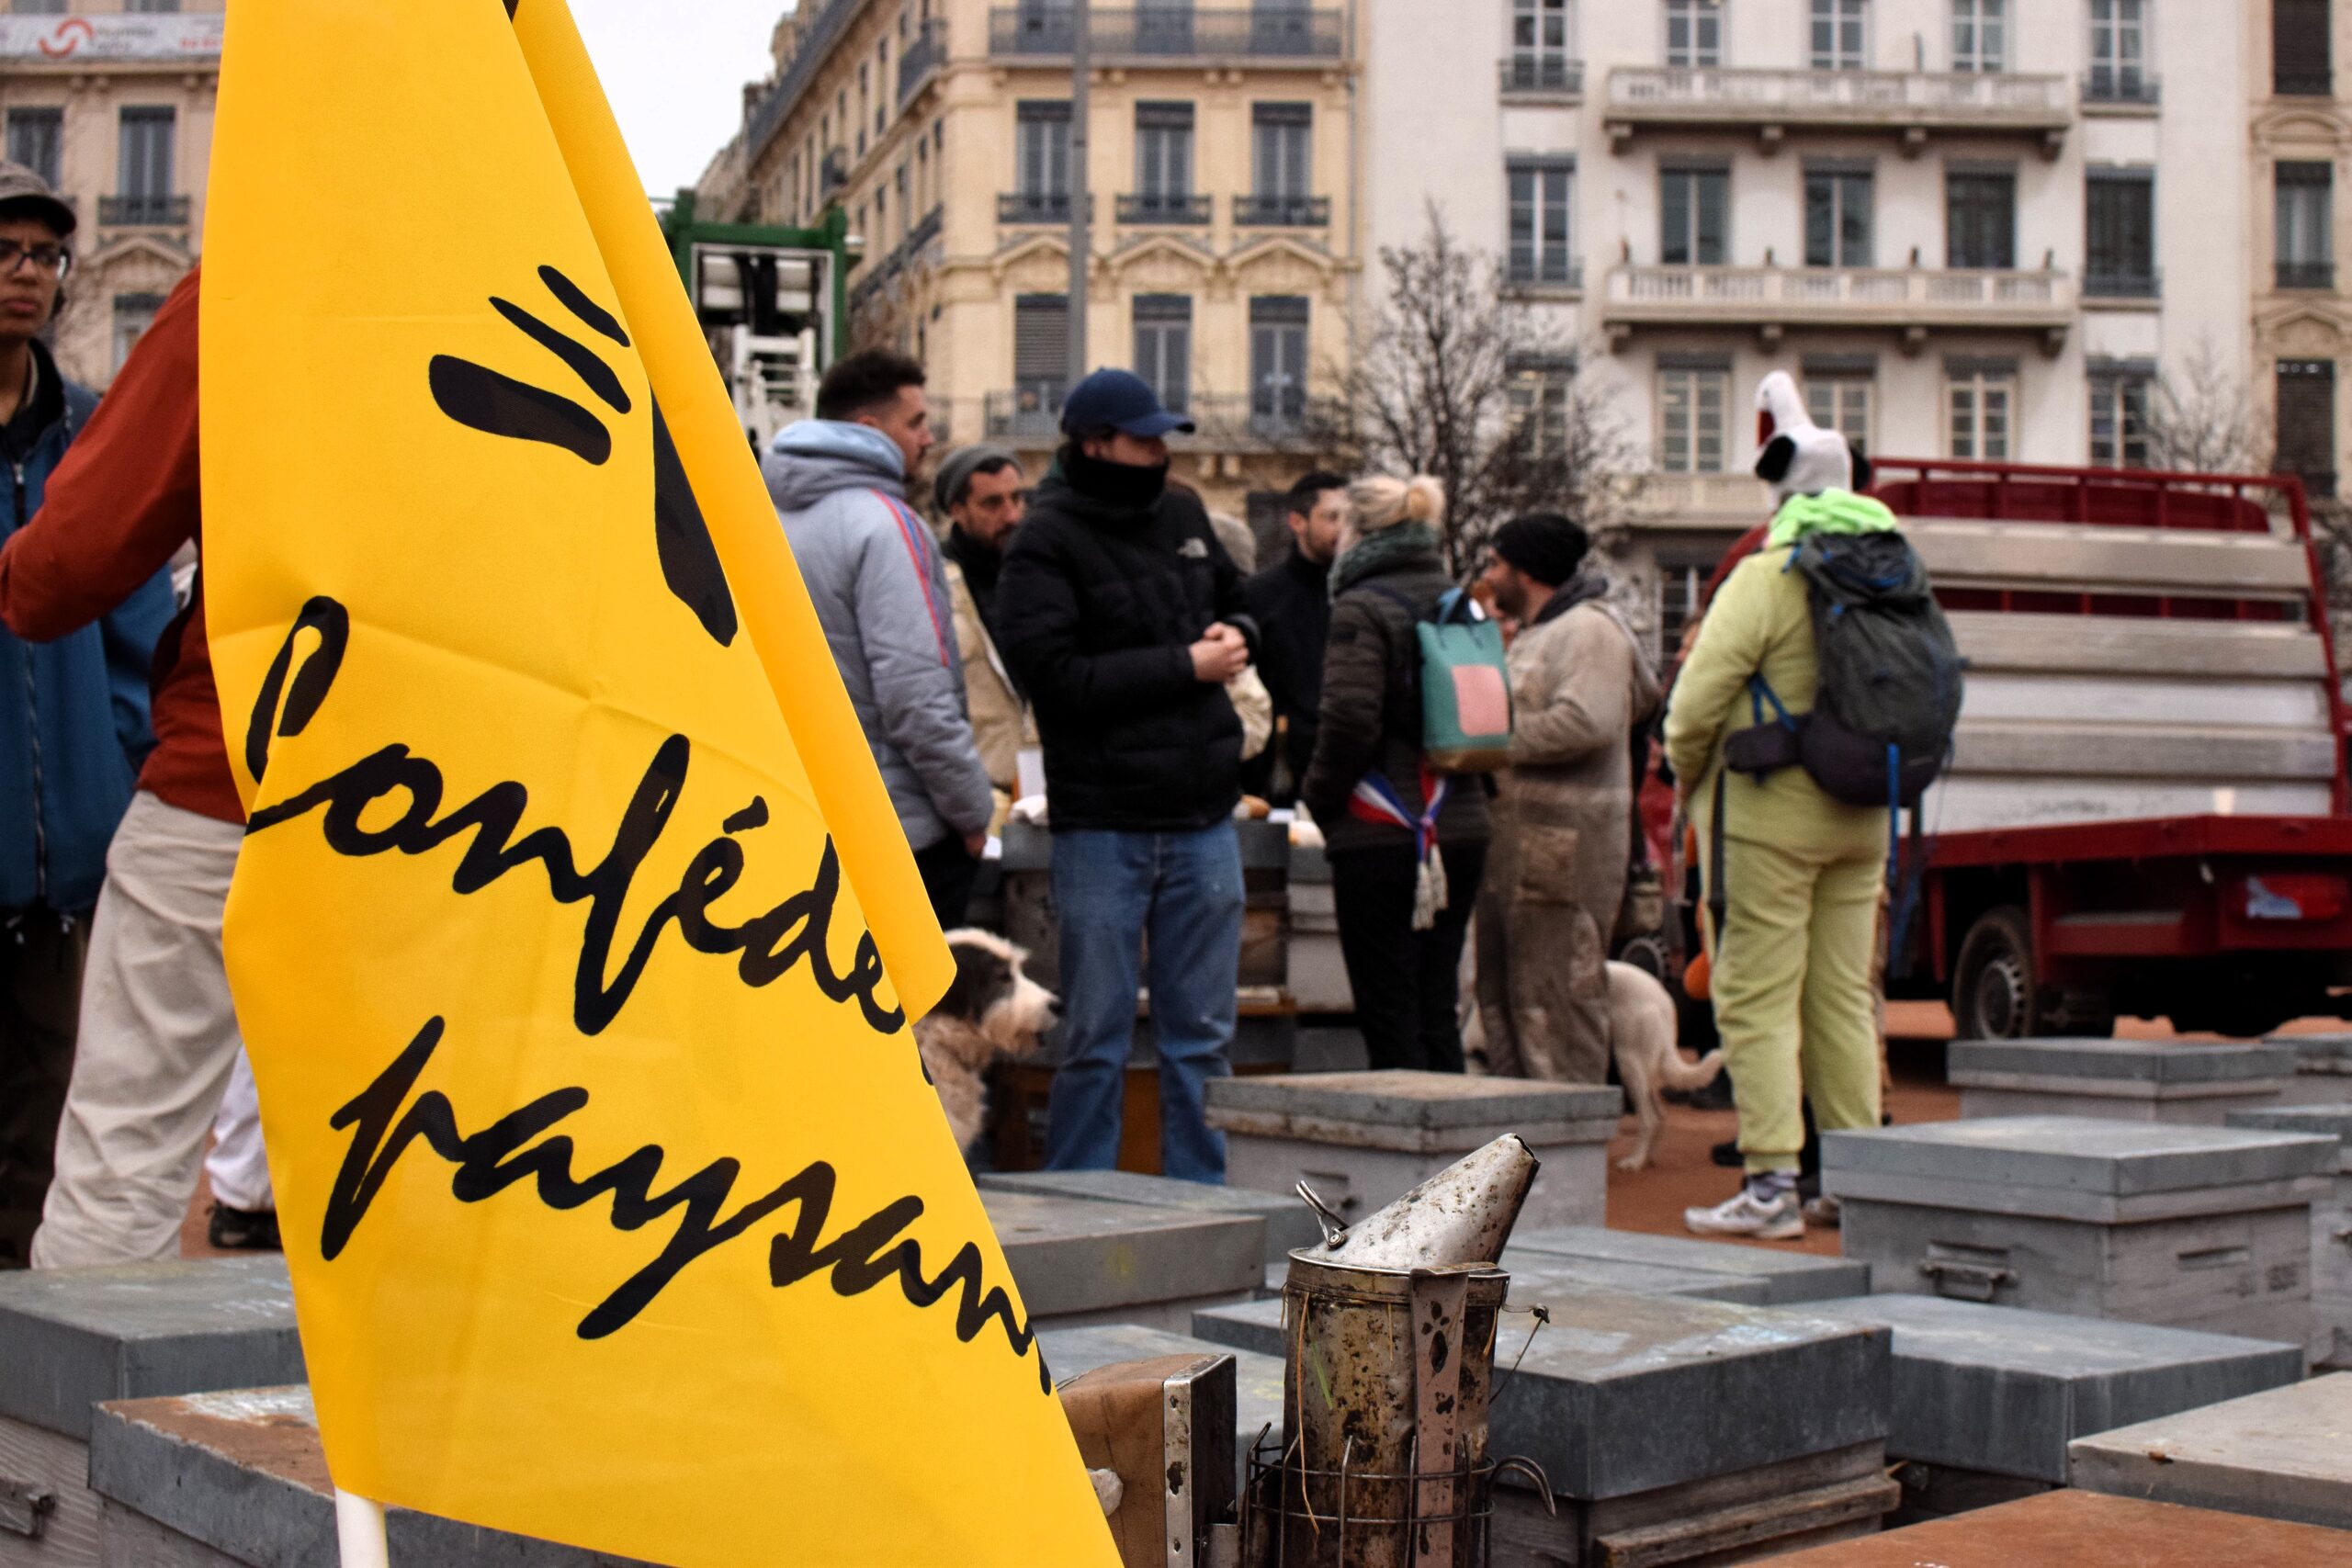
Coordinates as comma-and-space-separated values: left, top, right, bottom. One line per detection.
430, 265, 739, 648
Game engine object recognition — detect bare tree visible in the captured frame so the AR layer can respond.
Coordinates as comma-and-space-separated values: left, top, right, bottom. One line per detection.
1324, 205, 1634, 574
2143, 341, 2270, 477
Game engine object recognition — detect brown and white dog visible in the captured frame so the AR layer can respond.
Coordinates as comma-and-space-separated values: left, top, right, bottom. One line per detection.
1609, 960, 1726, 1172
916, 929, 1058, 1152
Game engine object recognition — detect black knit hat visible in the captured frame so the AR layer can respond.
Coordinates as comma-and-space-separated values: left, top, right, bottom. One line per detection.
1492, 513, 1589, 588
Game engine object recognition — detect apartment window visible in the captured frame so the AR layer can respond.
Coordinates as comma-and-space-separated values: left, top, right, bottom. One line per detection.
8, 0, 65, 13
1508, 158, 1576, 286
2277, 162, 2334, 289
1804, 164, 1873, 267
857, 65, 870, 157
2278, 359, 2338, 498
1133, 295, 1193, 415
125, 0, 178, 10
1512, 0, 1575, 89
116, 107, 175, 222
1951, 0, 2005, 71
1811, 0, 1867, 70
2085, 169, 2156, 298
1015, 100, 1072, 216
1804, 361, 1873, 449
1133, 102, 1196, 220
2088, 363, 2154, 468
6, 108, 61, 192
1250, 296, 1311, 435
1947, 168, 2016, 269
1661, 162, 1729, 265
111, 293, 164, 373
1012, 293, 1069, 423
1948, 363, 2016, 460
1509, 355, 1577, 454
1658, 359, 1729, 474
1665, 0, 1722, 67
2276, 0, 2333, 96
2087, 0, 2150, 102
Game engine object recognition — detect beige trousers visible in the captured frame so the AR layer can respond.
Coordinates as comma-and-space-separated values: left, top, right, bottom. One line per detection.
31, 792, 247, 1269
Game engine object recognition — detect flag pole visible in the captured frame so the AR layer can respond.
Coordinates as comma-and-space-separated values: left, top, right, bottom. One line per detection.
336, 1490, 390, 1566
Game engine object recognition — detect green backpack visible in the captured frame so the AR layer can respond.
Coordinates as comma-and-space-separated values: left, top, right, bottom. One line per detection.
1374, 586, 1514, 773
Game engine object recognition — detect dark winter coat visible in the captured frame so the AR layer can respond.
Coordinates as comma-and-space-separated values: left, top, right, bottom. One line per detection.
1241, 547, 1329, 801
0, 341, 174, 914
993, 457, 1258, 832
1300, 539, 1493, 856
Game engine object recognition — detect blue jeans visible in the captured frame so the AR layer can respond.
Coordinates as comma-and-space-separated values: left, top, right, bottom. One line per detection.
1044, 823, 1243, 1182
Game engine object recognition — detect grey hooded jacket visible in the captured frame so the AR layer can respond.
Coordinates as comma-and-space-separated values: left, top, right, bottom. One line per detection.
764, 421, 993, 852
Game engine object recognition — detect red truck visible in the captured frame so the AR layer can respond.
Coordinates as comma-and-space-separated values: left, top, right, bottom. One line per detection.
1858, 458, 2352, 1039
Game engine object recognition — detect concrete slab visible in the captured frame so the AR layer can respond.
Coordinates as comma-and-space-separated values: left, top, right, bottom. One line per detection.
1193, 1290, 1891, 1501
1756, 1489, 2352, 1566
1034, 1323, 1284, 1495
978, 1189, 1262, 1327
1822, 1117, 2340, 1207
85, 1388, 648, 1566
974, 1168, 1322, 1265
1505, 1224, 1871, 1304
2069, 1373, 2352, 1531
1952, 1038, 2296, 1089
1793, 1294, 2304, 1483
0, 1257, 304, 1441
2267, 1034, 2352, 1108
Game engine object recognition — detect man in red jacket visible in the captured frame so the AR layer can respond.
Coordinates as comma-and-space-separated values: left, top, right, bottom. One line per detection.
0, 266, 258, 1267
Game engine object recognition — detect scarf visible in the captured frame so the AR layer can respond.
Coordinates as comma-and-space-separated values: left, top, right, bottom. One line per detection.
1329, 523, 1442, 599
1766, 488, 1901, 549
1061, 444, 1171, 511
1530, 568, 1609, 627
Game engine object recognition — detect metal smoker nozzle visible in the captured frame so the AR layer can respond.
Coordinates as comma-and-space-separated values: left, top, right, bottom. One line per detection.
1297, 1134, 1541, 1270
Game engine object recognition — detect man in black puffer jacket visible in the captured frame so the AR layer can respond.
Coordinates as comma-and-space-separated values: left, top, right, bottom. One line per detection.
994, 369, 1257, 1181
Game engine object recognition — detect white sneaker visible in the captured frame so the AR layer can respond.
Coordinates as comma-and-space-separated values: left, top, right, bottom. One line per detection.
1684, 1185, 1804, 1241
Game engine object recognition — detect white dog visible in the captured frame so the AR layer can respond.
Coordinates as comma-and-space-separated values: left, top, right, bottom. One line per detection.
1608, 960, 1725, 1172
914, 929, 1058, 1152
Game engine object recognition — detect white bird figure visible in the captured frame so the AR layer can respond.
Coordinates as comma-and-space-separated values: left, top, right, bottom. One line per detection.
1752, 369, 1871, 505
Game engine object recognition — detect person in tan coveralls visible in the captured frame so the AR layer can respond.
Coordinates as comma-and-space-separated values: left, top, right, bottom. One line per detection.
1474, 513, 1661, 1084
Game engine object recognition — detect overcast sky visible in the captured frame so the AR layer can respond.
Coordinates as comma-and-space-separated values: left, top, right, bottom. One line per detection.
571, 0, 784, 197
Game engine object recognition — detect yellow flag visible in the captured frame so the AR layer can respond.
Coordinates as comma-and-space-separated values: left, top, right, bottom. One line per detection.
200, 3, 1114, 1562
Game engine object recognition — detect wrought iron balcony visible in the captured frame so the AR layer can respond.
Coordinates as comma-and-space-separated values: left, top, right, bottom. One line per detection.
820, 147, 851, 196
1505, 254, 1583, 290
999, 190, 1089, 224
899, 18, 947, 106
985, 385, 1068, 441
1605, 65, 2071, 148
2278, 261, 2336, 291
1117, 192, 1213, 225
988, 6, 1344, 63
2276, 65, 2335, 96
1601, 264, 2075, 344
1233, 193, 1330, 227
2083, 269, 2161, 300
2082, 67, 2161, 107
97, 194, 188, 227
1499, 54, 1583, 96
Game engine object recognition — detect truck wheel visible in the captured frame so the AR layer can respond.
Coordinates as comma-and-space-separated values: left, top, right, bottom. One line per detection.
1953, 906, 2043, 1040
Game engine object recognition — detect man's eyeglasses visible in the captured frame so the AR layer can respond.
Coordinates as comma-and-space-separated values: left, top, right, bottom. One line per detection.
0, 242, 68, 279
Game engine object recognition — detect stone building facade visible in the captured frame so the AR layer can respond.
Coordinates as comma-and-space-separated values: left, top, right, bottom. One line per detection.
2254, 0, 2351, 508
0, 2, 218, 389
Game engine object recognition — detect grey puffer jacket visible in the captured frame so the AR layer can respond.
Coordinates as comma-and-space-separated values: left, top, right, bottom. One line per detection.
765, 421, 993, 852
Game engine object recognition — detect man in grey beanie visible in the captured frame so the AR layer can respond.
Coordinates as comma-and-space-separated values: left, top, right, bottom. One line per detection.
935, 444, 1031, 819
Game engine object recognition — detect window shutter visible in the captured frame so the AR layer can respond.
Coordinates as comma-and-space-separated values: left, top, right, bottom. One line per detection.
2276, 0, 2334, 95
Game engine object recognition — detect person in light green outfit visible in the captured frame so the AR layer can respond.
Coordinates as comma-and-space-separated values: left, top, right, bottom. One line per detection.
1665, 372, 1888, 1241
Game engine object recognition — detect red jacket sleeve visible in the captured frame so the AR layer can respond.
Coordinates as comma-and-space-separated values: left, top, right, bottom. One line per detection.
0, 265, 200, 642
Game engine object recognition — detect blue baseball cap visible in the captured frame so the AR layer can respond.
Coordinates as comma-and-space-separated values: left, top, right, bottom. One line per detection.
1059, 367, 1196, 438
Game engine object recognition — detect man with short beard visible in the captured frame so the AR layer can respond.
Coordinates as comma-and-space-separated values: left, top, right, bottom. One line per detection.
993, 369, 1257, 1180
1474, 513, 1659, 1086
933, 444, 1029, 819
1243, 469, 1345, 803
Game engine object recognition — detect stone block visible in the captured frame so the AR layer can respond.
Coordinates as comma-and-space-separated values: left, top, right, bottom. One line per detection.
2266, 1033, 2352, 1107
975, 1168, 1322, 1266
2069, 1373, 2352, 1532
1035, 1324, 1284, 1495
1206, 1070, 1622, 1233
1506, 1224, 1871, 1304
2228, 1107, 2352, 1364
1193, 1290, 1891, 1502
0, 1258, 307, 1568
1793, 1293, 2303, 1483
979, 1190, 1262, 1330
1756, 1488, 2352, 1566
1826, 1118, 2334, 1346
1952, 1039, 2292, 1124
84, 1388, 647, 1566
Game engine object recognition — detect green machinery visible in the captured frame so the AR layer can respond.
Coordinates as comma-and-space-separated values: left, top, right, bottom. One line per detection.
660, 192, 857, 447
